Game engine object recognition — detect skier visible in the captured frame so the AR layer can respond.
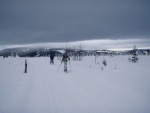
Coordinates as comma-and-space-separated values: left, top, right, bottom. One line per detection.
62, 51, 70, 72
50, 52, 55, 64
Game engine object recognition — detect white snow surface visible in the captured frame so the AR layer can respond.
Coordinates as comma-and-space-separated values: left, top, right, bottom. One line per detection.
0, 56, 150, 113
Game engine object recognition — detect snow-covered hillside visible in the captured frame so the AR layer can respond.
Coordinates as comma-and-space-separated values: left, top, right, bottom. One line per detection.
0, 56, 150, 113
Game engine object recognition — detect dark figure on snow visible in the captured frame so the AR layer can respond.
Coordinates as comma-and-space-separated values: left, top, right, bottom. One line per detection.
50, 52, 55, 64
62, 52, 70, 72
24, 59, 27, 73
102, 59, 107, 67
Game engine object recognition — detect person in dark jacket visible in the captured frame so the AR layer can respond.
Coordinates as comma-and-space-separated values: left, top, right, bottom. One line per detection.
62, 52, 70, 72
50, 52, 55, 64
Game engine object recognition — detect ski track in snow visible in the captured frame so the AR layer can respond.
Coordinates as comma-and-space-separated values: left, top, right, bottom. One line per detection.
0, 56, 150, 113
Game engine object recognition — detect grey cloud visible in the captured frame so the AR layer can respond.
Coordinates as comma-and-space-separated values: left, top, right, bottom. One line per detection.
0, 0, 150, 45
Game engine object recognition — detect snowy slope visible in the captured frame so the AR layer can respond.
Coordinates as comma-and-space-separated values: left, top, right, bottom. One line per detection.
0, 56, 150, 113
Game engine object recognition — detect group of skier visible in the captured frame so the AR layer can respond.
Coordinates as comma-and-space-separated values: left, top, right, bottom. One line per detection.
50, 51, 70, 72
24, 51, 70, 73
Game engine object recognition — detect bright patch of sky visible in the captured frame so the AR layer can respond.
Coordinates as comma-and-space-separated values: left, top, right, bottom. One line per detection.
0, 38, 150, 51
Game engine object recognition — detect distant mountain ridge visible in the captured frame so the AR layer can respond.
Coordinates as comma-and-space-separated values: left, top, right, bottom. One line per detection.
0, 47, 150, 57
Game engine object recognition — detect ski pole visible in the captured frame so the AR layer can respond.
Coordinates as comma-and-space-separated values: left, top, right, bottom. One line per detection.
69, 60, 71, 71
57, 61, 62, 71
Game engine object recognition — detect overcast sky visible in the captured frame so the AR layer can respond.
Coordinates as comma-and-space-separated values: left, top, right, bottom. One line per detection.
0, 0, 150, 49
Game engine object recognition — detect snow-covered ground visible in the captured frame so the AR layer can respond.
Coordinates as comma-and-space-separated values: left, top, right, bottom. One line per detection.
0, 56, 150, 113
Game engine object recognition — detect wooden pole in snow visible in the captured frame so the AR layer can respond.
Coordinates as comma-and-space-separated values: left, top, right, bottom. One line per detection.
24, 59, 27, 73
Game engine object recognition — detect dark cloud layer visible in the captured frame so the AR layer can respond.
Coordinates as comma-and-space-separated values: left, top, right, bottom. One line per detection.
0, 0, 150, 45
